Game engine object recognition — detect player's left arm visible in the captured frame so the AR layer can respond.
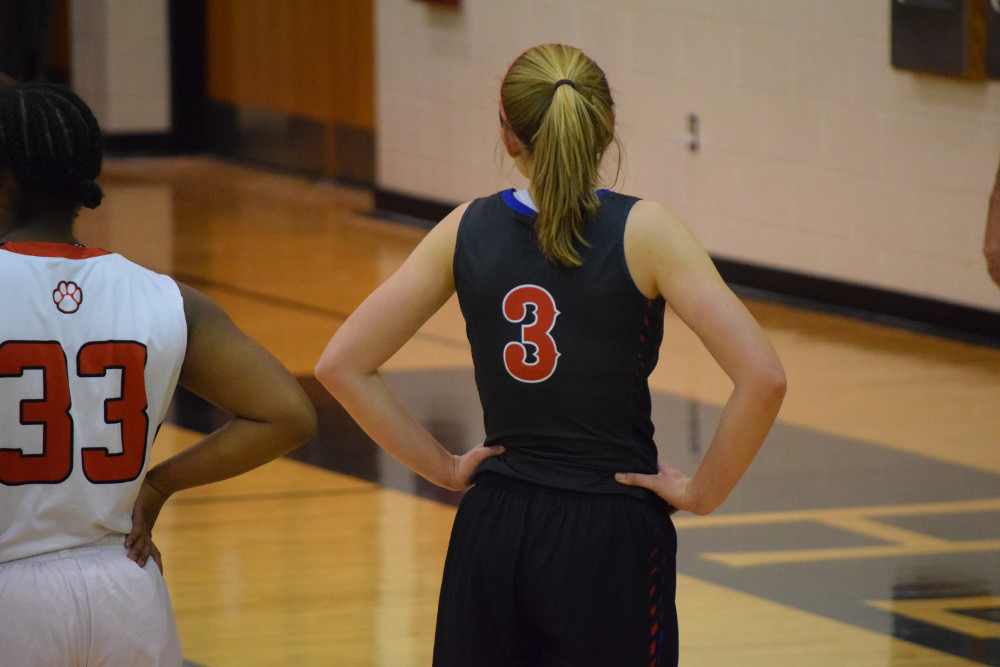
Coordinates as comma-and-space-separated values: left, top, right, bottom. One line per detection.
126, 284, 318, 568
616, 200, 786, 515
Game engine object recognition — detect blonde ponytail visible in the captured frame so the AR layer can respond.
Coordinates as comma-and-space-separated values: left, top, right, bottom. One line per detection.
500, 44, 617, 267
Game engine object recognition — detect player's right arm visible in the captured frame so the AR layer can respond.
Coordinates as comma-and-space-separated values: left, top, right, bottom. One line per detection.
126, 284, 317, 567
314, 203, 503, 491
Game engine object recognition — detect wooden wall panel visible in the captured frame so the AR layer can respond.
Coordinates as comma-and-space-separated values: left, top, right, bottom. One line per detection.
206, 0, 373, 130
48, 0, 71, 81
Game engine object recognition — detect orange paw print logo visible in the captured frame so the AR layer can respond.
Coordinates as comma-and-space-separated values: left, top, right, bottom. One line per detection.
53, 281, 83, 314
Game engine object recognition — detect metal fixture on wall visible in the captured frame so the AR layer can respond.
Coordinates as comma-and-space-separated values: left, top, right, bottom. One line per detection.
890, 0, 987, 79
686, 114, 699, 153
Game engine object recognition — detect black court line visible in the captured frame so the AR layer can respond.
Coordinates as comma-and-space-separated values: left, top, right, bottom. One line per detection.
170, 271, 468, 350
166, 372, 1000, 665
171, 272, 355, 321
167, 486, 381, 507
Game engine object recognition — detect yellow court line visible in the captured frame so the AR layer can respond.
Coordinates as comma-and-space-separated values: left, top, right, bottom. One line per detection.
672, 497, 1000, 529
819, 514, 952, 545
675, 497, 1000, 567
704, 539, 1000, 567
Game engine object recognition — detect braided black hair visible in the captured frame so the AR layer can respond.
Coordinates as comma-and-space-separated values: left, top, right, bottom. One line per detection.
0, 82, 104, 209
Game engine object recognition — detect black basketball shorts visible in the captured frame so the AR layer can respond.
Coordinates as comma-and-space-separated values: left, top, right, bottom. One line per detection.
433, 473, 678, 667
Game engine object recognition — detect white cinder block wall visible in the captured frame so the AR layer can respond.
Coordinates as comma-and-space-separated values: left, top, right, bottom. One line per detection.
376, 0, 1000, 314
70, 0, 171, 134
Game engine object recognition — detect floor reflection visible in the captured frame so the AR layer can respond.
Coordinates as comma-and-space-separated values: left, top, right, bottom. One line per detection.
165, 366, 1000, 664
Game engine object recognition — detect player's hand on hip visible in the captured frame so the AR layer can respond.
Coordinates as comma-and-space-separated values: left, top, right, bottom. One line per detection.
616, 460, 689, 515
448, 443, 505, 490
125, 479, 170, 571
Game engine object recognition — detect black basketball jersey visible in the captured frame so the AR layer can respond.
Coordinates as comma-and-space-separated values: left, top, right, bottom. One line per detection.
454, 189, 666, 497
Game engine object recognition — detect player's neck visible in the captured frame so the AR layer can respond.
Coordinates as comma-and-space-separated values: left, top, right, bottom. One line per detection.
0, 220, 80, 246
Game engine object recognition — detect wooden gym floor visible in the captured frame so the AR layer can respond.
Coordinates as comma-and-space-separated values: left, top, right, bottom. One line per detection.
77, 155, 1000, 666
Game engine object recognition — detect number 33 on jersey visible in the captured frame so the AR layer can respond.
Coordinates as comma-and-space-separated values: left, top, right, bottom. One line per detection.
0, 340, 149, 486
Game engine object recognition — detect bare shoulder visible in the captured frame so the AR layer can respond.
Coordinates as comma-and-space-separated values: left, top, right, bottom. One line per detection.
405, 201, 473, 274
626, 199, 695, 248
176, 282, 210, 316
624, 199, 710, 298
176, 282, 232, 333
423, 201, 471, 245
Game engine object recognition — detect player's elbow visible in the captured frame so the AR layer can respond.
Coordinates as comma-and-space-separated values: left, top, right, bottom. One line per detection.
289, 396, 319, 446
314, 353, 345, 397
271, 386, 319, 450
760, 362, 787, 406
314, 346, 365, 400
739, 356, 786, 411
759, 372, 787, 423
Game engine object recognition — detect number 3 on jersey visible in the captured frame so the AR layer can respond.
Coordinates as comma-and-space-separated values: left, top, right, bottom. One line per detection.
0, 340, 149, 486
503, 285, 560, 383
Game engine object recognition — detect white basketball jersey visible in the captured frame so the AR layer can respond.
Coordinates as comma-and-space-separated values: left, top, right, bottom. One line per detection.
0, 243, 187, 563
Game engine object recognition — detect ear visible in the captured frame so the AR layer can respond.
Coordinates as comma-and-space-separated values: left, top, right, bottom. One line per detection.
501, 124, 526, 159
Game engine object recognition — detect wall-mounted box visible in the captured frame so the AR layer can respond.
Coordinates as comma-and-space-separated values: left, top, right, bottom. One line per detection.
891, 0, 987, 79
986, 0, 1000, 77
